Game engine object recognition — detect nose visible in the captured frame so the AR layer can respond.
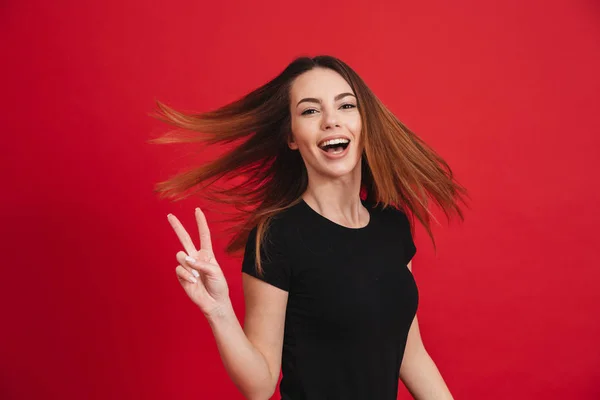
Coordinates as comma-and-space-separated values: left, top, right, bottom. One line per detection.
320, 109, 340, 131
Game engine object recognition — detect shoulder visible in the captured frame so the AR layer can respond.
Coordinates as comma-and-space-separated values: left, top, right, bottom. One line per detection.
263, 204, 300, 242
367, 200, 412, 228
388, 206, 411, 226
368, 201, 416, 263
245, 204, 301, 255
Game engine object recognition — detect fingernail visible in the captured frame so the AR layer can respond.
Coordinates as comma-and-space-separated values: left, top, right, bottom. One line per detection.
185, 256, 196, 264
188, 276, 198, 284
191, 269, 200, 278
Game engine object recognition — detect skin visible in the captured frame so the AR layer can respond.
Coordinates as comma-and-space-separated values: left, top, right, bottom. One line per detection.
288, 67, 369, 229
166, 68, 452, 399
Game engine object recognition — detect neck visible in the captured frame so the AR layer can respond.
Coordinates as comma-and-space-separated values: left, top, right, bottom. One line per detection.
302, 162, 368, 228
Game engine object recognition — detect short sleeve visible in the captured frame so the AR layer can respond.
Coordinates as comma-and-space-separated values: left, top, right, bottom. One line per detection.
241, 224, 291, 292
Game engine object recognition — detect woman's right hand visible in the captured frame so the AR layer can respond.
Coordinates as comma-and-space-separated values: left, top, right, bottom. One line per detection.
167, 208, 231, 319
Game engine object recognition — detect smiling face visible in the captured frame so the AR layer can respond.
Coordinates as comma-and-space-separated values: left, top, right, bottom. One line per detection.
288, 67, 363, 181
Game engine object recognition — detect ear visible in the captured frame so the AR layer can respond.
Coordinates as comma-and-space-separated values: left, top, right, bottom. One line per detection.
288, 134, 299, 150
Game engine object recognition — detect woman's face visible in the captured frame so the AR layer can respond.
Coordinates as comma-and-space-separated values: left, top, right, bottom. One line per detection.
288, 67, 363, 181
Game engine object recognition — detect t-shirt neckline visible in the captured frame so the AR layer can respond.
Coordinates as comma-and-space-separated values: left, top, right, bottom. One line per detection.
299, 198, 373, 232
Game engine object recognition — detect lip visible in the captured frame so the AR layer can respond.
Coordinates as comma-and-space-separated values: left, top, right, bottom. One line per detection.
318, 138, 351, 160
317, 135, 351, 147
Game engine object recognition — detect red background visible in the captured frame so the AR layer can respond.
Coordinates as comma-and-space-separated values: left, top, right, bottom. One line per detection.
2, 0, 599, 399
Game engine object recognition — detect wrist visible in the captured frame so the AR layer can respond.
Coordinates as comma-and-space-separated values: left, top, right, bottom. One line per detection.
205, 299, 235, 326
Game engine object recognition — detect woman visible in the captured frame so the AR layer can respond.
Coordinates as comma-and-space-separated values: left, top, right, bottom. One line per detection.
153, 55, 468, 399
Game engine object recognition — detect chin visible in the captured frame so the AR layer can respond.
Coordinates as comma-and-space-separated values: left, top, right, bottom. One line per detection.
318, 160, 361, 179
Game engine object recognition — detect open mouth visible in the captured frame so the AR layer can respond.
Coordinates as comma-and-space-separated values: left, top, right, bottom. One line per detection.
318, 138, 351, 155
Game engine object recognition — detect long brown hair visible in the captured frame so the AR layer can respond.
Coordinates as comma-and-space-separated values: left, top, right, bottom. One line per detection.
149, 55, 469, 275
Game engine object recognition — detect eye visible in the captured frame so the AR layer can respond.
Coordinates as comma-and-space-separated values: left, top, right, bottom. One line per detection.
340, 103, 357, 109
301, 108, 318, 115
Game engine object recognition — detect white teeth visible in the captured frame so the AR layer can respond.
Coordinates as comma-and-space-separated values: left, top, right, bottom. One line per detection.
318, 138, 350, 148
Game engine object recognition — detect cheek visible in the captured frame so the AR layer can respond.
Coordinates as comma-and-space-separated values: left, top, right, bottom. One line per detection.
291, 119, 315, 147
349, 116, 362, 140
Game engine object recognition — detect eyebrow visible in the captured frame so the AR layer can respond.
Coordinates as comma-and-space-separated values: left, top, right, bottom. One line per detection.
296, 92, 356, 107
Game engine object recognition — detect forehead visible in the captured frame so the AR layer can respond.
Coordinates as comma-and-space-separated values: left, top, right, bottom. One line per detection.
290, 68, 353, 102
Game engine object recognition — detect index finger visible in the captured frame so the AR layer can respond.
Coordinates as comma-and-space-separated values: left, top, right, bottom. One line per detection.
195, 207, 213, 254
167, 213, 197, 256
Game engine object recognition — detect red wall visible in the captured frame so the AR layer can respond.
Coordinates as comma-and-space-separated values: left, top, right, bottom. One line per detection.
2, 1, 599, 399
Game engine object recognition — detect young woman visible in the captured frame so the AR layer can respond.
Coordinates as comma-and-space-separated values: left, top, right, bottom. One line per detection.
154, 55, 468, 400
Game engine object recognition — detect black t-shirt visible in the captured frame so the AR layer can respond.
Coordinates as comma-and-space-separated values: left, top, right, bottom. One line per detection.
242, 198, 418, 400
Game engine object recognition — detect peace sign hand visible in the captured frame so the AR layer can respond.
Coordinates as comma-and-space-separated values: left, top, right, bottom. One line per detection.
168, 208, 230, 318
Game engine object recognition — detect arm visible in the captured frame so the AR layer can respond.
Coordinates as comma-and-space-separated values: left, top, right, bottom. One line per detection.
399, 261, 454, 400
207, 274, 287, 400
